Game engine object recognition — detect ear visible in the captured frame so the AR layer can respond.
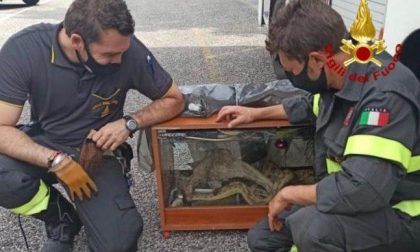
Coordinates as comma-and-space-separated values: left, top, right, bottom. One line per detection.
69, 34, 85, 51
308, 51, 327, 71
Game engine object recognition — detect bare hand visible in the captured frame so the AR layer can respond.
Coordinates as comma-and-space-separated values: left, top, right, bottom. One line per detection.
216, 106, 256, 128
91, 119, 130, 151
267, 191, 292, 232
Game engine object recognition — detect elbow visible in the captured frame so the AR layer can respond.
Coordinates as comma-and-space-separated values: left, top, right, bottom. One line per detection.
169, 92, 184, 116
165, 92, 185, 117
176, 93, 185, 114
166, 82, 185, 115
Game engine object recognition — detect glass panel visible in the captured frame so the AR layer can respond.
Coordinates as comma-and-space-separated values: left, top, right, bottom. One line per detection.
158, 126, 315, 208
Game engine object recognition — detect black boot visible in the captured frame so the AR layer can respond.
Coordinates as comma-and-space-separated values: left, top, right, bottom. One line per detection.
33, 187, 82, 252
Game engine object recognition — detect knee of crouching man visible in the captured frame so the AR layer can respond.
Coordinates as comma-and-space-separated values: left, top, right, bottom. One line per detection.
247, 227, 260, 251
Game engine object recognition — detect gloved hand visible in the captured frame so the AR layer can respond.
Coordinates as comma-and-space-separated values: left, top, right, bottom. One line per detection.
50, 154, 97, 201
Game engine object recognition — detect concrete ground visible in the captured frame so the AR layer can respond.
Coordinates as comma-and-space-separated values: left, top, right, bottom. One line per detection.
0, 0, 276, 251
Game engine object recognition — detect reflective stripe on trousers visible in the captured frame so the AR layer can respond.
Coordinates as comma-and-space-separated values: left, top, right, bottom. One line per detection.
10, 179, 49, 216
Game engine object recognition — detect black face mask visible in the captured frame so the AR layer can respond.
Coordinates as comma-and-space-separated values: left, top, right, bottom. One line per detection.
76, 41, 121, 76
285, 62, 328, 93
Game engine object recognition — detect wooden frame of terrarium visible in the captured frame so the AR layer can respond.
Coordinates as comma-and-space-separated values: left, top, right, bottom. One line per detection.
151, 115, 310, 238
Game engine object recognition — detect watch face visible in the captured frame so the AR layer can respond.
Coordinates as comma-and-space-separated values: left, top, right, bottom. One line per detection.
127, 119, 138, 131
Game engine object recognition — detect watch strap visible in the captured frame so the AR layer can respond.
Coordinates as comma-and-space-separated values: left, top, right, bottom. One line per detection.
47, 151, 62, 169
123, 115, 139, 137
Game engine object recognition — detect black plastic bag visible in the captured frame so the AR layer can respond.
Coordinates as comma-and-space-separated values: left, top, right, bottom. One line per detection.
179, 80, 306, 117
237, 79, 307, 107
180, 84, 237, 117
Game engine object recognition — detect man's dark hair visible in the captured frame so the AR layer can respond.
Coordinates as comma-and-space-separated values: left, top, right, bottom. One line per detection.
63, 0, 135, 44
266, 0, 347, 62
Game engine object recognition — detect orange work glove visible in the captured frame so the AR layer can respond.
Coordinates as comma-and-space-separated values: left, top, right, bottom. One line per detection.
50, 154, 97, 201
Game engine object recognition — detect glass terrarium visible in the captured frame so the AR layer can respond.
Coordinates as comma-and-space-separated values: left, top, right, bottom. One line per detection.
149, 116, 315, 234
157, 126, 315, 208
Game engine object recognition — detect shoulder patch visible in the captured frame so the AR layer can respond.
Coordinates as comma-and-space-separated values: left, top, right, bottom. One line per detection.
358, 107, 389, 126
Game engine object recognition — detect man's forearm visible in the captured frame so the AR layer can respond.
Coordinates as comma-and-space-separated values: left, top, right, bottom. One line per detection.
0, 126, 54, 168
253, 104, 288, 121
279, 184, 317, 205
132, 96, 184, 128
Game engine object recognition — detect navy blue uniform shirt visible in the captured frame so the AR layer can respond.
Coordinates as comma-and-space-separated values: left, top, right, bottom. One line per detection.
0, 23, 173, 146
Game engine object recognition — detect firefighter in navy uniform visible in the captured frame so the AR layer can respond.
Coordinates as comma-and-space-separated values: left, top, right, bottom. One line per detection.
0, 0, 184, 251
217, 0, 420, 251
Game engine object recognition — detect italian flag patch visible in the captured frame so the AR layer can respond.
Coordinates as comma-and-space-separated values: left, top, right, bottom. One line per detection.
359, 108, 389, 126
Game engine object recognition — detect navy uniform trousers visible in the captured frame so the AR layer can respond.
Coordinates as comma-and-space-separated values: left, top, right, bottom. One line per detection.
247, 205, 420, 252
0, 133, 143, 251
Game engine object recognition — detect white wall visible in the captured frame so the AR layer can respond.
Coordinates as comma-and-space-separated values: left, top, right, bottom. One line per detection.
383, 0, 420, 55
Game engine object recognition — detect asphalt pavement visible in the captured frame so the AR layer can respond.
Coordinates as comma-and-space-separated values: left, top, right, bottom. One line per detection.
0, 0, 276, 251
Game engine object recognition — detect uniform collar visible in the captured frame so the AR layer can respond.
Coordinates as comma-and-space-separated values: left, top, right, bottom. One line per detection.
334, 63, 368, 102
50, 23, 78, 69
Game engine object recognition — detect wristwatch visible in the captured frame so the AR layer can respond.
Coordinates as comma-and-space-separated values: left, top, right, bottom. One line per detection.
47, 151, 68, 170
123, 115, 139, 137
